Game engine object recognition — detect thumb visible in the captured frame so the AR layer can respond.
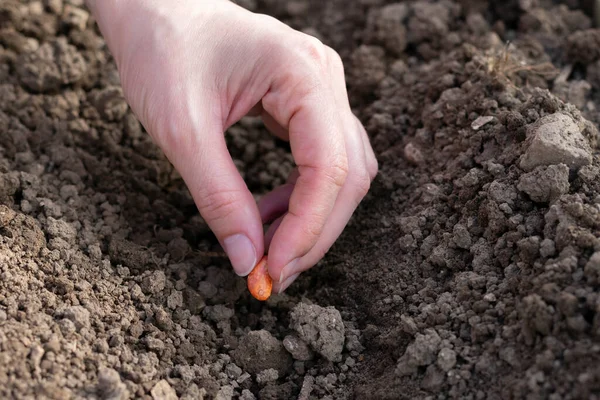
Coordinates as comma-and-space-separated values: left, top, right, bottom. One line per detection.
167, 127, 264, 277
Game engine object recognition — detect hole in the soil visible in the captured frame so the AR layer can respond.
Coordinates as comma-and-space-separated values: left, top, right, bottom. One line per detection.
582, 305, 595, 324
0, 227, 12, 238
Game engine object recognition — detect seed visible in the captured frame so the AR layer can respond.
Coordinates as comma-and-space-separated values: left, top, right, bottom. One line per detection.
247, 255, 272, 301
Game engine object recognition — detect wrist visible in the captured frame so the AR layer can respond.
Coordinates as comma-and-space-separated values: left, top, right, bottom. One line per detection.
86, 0, 221, 65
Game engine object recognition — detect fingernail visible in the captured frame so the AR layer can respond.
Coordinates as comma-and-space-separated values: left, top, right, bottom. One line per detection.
223, 234, 257, 277
279, 257, 300, 284
278, 273, 300, 294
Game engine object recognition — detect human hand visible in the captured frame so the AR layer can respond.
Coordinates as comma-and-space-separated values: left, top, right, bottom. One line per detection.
87, 0, 377, 293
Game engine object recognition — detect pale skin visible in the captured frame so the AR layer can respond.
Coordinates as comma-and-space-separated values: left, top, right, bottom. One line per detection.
85, 0, 378, 293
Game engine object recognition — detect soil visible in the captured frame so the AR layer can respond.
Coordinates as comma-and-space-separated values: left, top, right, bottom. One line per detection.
1, 0, 600, 399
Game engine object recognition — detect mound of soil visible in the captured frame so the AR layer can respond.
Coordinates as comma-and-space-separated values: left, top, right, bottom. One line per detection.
1, 0, 599, 399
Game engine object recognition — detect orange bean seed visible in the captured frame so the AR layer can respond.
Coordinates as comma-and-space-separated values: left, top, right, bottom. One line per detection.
247, 255, 272, 301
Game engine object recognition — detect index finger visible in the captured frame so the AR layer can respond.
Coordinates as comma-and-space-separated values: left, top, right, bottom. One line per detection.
261, 42, 348, 282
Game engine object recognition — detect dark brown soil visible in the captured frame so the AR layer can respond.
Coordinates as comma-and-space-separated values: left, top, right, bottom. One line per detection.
1, 0, 600, 399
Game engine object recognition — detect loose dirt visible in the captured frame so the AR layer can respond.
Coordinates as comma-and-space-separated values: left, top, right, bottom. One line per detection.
1, 0, 600, 399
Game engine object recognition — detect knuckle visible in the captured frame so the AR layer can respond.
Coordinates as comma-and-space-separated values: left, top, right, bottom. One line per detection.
353, 171, 372, 199
297, 35, 328, 68
321, 159, 349, 189
304, 219, 324, 240
289, 209, 325, 241
197, 188, 240, 224
367, 157, 379, 180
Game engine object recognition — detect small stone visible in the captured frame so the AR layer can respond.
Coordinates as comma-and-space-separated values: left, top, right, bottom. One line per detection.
283, 334, 314, 361
256, 368, 279, 385
471, 115, 495, 130
151, 380, 177, 400
520, 113, 592, 171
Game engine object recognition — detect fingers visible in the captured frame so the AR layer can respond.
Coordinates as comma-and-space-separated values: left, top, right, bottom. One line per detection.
261, 37, 350, 282
258, 183, 294, 224
246, 102, 289, 141
263, 43, 377, 289
171, 127, 264, 277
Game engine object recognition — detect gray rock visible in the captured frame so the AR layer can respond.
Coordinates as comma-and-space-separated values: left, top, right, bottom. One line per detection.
289, 303, 345, 362
517, 164, 570, 203
520, 113, 592, 171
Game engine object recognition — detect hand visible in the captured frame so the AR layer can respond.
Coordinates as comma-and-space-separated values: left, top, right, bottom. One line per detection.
87, 0, 377, 293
